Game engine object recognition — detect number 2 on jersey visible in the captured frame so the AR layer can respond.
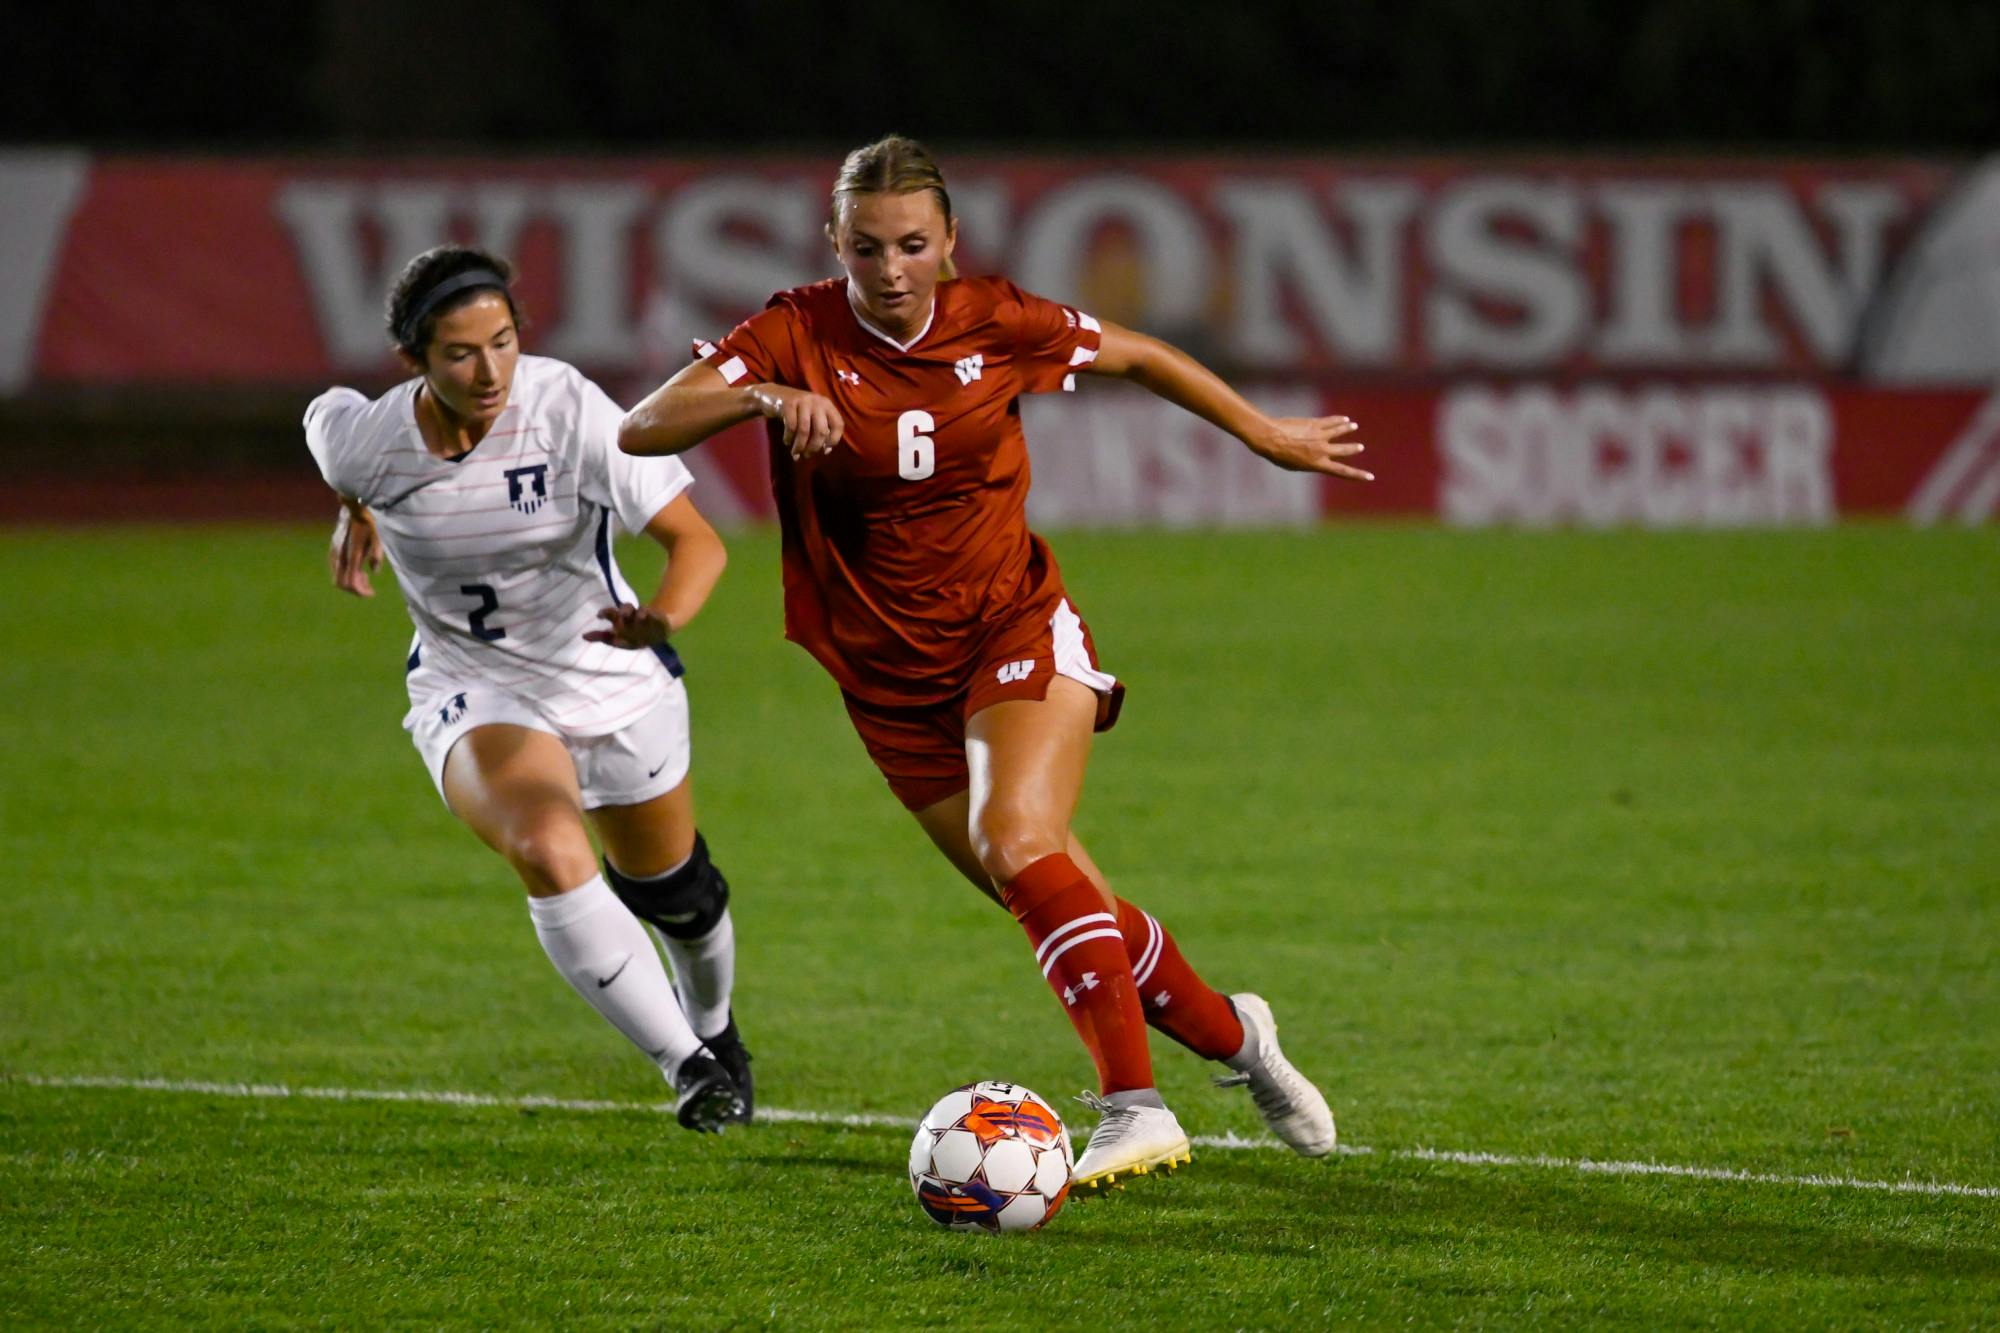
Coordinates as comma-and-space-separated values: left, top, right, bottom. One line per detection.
462, 583, 506, 642
897, 410, 935, 481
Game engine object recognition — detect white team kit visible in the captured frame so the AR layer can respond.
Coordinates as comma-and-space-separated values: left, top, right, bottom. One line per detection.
304, 354, 696, 807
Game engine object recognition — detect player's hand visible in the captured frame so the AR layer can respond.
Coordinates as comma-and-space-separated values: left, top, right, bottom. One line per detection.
330, 501, 383, 597
1248, 416, 1373, 481
748, 384, 844, 459
585, 603, 671, 650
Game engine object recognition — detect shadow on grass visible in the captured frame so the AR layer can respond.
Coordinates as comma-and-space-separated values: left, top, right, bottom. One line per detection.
1110, 1157, 2000, 1282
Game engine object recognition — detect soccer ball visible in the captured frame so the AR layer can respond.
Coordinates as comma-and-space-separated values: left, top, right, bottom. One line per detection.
908, 1080, 1074, 1232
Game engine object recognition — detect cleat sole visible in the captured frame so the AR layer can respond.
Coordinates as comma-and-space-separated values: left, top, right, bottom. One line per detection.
1071, 1145, 1194, 1198
676, 1085, 748, 1134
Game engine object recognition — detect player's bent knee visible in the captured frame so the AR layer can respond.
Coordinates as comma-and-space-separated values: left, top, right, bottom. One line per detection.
971, 819, 1066, 888
603, 831, 729, 939
505, 823, 598, 895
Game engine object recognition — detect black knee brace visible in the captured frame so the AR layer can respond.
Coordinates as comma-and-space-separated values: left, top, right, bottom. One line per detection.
604, 831, 730, 939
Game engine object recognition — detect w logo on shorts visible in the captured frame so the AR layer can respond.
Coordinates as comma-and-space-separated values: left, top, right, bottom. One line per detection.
439, 692, 469, 725
995, 659, 1035, 684
954, 354, 983, 385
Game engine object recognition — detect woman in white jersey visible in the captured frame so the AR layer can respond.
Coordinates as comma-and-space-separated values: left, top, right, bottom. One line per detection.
305, 245, 750, 1132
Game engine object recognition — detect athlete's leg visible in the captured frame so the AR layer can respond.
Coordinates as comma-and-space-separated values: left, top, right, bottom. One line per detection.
915, 794, 1244, 1060
443, 723, 599, 897
442, 726, 719, 1120
963, 675, 1097, 885
916, 790, 1104, 902
963, 680, 1191, 1187
910, 791, 1001, 904
965, 678, 1155, 1094
590, 779, 738, 1047
588, 773, 697, 877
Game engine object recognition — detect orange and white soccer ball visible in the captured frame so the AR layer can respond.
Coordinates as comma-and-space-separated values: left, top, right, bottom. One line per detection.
908, 1081, 1074, 1232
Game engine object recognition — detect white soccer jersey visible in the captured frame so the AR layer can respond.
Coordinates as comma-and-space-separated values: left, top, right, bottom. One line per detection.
304, 355, 694, 737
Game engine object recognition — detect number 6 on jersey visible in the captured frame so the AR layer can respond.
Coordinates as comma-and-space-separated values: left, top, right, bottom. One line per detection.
898, 410, 935, 481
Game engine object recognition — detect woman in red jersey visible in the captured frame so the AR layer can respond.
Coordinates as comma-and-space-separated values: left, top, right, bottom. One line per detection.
620, 136, 1369, 1192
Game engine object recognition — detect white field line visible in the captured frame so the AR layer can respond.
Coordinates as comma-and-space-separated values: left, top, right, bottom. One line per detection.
10, 1072, 1997, 1201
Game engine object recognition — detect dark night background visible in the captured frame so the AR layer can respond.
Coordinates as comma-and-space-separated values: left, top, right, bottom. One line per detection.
6, 0, 1998, 151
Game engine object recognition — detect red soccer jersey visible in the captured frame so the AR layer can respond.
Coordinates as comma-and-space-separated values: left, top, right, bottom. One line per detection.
699, 275, 1103, 705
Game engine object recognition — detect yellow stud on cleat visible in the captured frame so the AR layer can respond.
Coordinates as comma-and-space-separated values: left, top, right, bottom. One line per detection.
1072, 1147, 1193, 1198
1069, 1092, 1193, 1197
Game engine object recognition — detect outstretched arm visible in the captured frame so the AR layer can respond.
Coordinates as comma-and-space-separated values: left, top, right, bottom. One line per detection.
583, 492, 728, 649
620, 360, 844, 460
1087, 322, 1373, 482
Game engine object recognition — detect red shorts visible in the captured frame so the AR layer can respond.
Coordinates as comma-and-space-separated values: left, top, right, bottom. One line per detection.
841, 596, 1127, 811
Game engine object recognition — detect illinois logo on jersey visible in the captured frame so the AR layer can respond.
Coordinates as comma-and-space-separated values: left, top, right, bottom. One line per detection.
504, 464, 550, 515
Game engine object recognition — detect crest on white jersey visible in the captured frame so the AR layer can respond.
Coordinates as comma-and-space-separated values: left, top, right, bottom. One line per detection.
504, 463, 550, 514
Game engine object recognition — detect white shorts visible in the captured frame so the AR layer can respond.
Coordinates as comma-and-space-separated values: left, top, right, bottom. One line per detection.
406, 677, 692, 811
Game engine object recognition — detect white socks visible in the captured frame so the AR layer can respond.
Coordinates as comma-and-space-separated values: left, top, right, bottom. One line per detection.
651, 910, 736, 1041
527, 876, 702, 1082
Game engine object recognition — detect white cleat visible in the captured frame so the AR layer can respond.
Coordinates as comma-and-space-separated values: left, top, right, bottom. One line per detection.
1215, 992, 1336, 1157
1070, 1092, 1193, 1194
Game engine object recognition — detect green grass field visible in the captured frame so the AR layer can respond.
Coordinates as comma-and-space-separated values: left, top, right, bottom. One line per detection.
2, 523, 1996, 1328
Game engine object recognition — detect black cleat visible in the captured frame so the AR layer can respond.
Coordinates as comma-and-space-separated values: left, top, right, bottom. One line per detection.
701, 1017, 754, 1124
672, 1053, 746, 1133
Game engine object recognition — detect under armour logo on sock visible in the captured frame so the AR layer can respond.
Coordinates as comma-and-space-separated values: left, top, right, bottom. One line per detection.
1063, 971, 1101, 1006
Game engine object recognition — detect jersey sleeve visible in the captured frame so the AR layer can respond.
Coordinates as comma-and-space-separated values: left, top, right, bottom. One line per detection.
575, 371, 695, 534
1002, 282, 1103, 394
302, 387, 372, 499
692, 299, 806, 388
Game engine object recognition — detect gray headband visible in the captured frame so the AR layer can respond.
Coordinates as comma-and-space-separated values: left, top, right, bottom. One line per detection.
398, 269, 509, 348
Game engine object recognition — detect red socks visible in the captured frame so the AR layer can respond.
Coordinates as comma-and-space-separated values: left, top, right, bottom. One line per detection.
1001, 854, 1155, 1094
1001, 854, 1249, 1087
1113, 897, 1246, 1061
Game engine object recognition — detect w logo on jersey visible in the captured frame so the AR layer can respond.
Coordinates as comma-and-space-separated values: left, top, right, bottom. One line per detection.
954, 353, 983, 385
504, 464, 550, 515
995, 659, 1035, 684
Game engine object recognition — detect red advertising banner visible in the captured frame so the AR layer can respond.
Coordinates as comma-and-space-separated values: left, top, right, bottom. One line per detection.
6, 151, 1998, 393
674, 382, 1995, 527
4, 151, 1996, 525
